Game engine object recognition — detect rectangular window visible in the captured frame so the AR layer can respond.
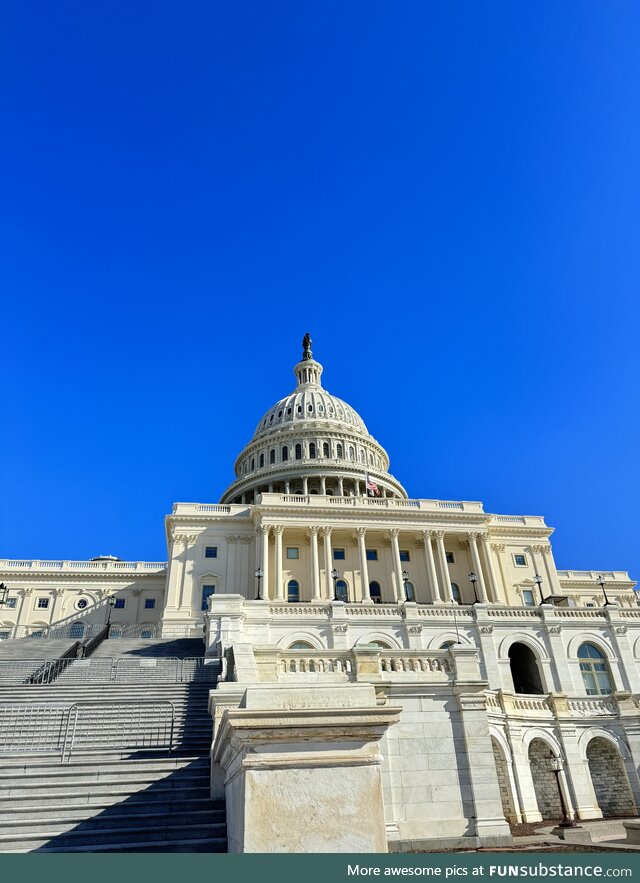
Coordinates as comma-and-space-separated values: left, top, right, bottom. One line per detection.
586, 602, 595, 608
36, 597, 49, 609
5, 598, 17, 609
400, 550, 410, 562
0, 631, 10, 640
201, 585, 216, 611
522, 589, 535, 607
144, 599, 156, 609
114, 598, 126, 609
445, 551, 455, 564
286, 547, 299, 560
366, 549, 378, 561
333, 549, 346, 560
205, 546, 218, 559
514, 554, 527, 567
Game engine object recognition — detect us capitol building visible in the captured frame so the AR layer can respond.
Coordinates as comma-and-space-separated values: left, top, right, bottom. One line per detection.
2, 334, 640, 852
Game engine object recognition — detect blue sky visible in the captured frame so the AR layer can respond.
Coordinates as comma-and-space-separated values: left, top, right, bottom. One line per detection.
1, 3, 639, 580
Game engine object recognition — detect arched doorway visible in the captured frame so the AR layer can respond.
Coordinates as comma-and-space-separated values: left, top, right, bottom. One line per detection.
528, 739, 562, 820
69, 622, 85, 639
491, 737, 517, 823
509, 642, 544, 694
586, 737, 636, 818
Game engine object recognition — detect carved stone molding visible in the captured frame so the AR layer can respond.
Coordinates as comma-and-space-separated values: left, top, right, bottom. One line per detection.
491, 543, 505, 553
239, 536, 253, 545
174, 533, 199, 544
547, 625, 562, 635
226, 535, 238, 544
333, 624, 349, 634
615, 626, 628, 636
479, 625, 494, 635
407, 625, 422, 635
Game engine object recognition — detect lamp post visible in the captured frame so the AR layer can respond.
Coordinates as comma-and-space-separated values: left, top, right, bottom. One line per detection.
597, 574, 613, 607
331, 568, 340, 601
255, 567, 264, 600
402, 570, 413, 602
533, 573, 545, 605
106, 595, 116, 634
549, 754, 577, 828
468, 572, 480, 605
0, 584, 8, 606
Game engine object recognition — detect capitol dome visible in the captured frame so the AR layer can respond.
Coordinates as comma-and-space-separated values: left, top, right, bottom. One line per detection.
220, 334, 407, 503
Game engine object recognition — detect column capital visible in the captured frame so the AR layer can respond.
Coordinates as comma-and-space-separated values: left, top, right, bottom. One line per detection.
434, 530, 446, 540
308, 525, 319, 537
273, 524, 285, 536
388, 528, 400, 539
226, 535, 238, 544
355, 527, 367, 538
467, 531, 482, 542
321, 526, 332, 538
529, 543, 546, 554
491, 543, 505, 552
259, 524, 271, 536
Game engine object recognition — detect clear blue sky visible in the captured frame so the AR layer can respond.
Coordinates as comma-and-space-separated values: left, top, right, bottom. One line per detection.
1, 3, 639, 580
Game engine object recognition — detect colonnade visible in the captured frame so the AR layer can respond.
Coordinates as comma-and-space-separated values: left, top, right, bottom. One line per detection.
254, 524, 503, 604
238, 477, 397, 504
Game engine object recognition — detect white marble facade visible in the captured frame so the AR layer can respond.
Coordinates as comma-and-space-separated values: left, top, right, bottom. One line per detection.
2, 335, 640, 850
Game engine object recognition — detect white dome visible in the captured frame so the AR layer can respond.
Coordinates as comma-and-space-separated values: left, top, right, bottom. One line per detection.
219, 335, 407, 503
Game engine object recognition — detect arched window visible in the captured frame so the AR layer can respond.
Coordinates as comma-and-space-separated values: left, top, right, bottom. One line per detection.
404, 581, 415, 602
359, 449, 365, 463
288, 641, 314, 649
270, 449, 276, 465
440, 640, 456, 650
336, 443, 344, 459
323, 442, 330, 458
69, 622, 85, 639
250, 458, 255, 471
349, 446, 355, 461
259, 453, 264, 468
295, 444, 302, 460
335, 579, 349, 602
287, 580, 300, 603
578, 643, 613, 695
369, 581, 382, 603
365, 640, 391, 648
282, 446, 288, 462
451, 583, 461, 604
309, 442, 316, 459
508, 642, 544, 695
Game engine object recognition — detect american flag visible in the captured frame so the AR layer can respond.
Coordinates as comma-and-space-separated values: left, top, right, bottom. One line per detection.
365, 473, 381, 496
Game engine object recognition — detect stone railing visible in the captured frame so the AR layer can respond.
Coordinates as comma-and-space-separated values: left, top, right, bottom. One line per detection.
486, 690, 620, 720
0, 560, 167, 573
253, 648, 455, 684
171, 503, 246, 516
256, 493, 485, 513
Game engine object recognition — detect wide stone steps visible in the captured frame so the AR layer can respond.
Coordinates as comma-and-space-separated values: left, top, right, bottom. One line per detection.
0, 751, 225, 853
91, 638, 206, 659
0, 639, 78, 660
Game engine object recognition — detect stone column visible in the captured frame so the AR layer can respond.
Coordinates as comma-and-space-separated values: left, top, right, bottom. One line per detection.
302, 476, 309, 495
260, 525, 270, 600
389, 529, 404, 603
310, 526, 321, 601
356, 528, 371, 602
226, 536, 238, 594
468, 533, 488, 602
320, 476, 326, 495
337, 476, 344, 496
274, 526, 284, 600
322, 527, 333, 601
434, 531, 453, 602
528, 545, 547, 597
452, 650, 512, 842
540, 545, 563, 596
480, 534, 502, 603
422, 530, 441, 603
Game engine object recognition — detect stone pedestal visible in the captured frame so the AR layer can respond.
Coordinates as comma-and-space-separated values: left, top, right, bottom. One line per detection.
211, 684, 400, 853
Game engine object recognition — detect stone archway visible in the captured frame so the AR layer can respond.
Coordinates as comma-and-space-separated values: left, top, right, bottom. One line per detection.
528, 738, 562, 820
491, 737, 517, 823
586, 737, 636, 818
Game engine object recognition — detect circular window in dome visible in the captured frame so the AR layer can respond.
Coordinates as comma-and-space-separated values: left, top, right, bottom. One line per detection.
75, 598, 89, 611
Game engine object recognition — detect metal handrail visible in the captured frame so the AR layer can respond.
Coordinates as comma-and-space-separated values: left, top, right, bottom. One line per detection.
61, 700, 175, 762
0, 656, 220, 684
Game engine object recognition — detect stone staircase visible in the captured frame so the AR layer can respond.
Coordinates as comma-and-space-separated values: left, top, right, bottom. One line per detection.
91, 637, 206, 659
0, 638, 79, 661
0, 648, 226, 852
